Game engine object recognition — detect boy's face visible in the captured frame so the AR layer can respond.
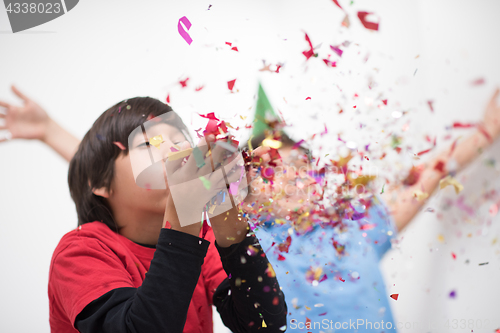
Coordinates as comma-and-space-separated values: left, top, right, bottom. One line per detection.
109, 123, 187, 215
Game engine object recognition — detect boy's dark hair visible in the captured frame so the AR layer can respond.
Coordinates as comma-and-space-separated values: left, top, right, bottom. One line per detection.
68, 97, 191, 232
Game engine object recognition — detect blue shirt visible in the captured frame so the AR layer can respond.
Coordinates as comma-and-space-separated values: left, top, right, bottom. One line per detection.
253, 194, 397, 332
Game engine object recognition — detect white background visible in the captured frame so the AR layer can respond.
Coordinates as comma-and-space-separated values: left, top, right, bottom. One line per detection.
0, 0, 499, 332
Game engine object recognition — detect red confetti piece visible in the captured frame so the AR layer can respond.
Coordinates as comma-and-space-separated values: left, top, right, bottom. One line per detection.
225, 42, 232, 46
360, 223, 376, 230
477, 123, 493, 142
305, 97, 312, 100
231, 46, 239, 52
199, 112, 219, 121
166, 94, 171, 103
332, 0, 343, 9
382, 99, 388, 105
272, 296, 279, 306
323, 59, 337, 67
451, 252, 456, 260
390, 294, 399, 301
113, 142, 126, 150
275, 64, 282, 73
357, 11, 379, 31
277, 254, 286, 261
339, 277, 345, 282
302, 33, 315, 60
195, 85, 204, 91
277, 236, 292, 253
417, 148, 432, 156
452, 122, 475, 128
179, 78, 189, 88
227, 79, 236, 91
434, 160, 446, 173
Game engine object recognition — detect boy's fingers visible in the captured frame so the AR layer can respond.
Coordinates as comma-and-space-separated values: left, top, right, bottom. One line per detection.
184, 136, 213, 173
0, 100, 11, 109
11, 85, 29, 102
165, 141, 190, 176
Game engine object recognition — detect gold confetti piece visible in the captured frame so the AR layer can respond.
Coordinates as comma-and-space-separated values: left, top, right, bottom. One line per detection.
439, 175, 464, 194
438, 234, 445, 243
262, 319, 267, 328
247, 135, 254, 152
413, 190, 429, 201
305, 305, 311, 310
167, 148, 193, 161
240, 115, 247, 120
266, 263, 276, 277
262, 138, 282, 149
149, 135, 164, 149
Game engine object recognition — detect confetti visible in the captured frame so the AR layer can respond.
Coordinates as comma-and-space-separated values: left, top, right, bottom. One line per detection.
227, 79, 236, 91
167, 148, 193, 161
451, 252, 456, 260
113, 142, 126, 150
199, 176, 211, 190
439, 175, 464, 194
330, 45, 343, 57
166, 94, 171, 103
449, 290, 456, 298
179, 78, 189, 88
262, 138, 283, 149
331, 0, 343, 10
178, 16, 193, 45
262, 319, 267, 328
470, 78, 485, 86
149, 135, 164, 149
192, 146, 206, 168
478, 262, 489, 266
357, 11, 379, 31
413, 190, 429, 201
341, 14, 350, 28
302, 33, 316, 60
390, 294, 399, 301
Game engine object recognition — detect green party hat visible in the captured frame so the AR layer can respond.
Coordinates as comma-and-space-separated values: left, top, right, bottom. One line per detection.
252, 82, 280, 137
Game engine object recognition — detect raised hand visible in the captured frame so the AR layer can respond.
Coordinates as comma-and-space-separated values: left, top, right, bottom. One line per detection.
482, 87, 500, 140
0, 85, 50, 142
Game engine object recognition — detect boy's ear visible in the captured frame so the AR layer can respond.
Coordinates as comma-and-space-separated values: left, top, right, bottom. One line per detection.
92, 187, 111, 198
88, 181, 112, 198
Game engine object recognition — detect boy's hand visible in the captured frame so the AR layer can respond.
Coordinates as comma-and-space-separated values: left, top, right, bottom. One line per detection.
482, 87, 500, 140
0, 85, 51, 142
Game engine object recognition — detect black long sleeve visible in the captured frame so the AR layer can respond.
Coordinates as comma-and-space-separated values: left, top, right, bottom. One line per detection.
75, 228, 210, 333
213, 232, 287, 333
75, 230, 287, 333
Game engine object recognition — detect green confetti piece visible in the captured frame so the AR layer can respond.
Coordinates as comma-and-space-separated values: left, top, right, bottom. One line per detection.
199, 176, 211, 190
380, 183, 385, 194
193, 146, 206, 168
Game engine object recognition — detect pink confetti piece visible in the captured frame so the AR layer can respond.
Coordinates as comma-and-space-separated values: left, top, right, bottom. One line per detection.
178, 16, 193, 45
323, 59, 337, 67
113, 142, 126, 150
227, 79, 236, 91
330, 45, 343, 57
195, 85, 204, 91
166, 94, 170, 103
305, 97, 311, 100
452, 122, 476, 128
451, 252, 456, 260
471, 78, 485, 86
357, 11, 379, 31
427, 100, 434, 112
229, 182, 239, 195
